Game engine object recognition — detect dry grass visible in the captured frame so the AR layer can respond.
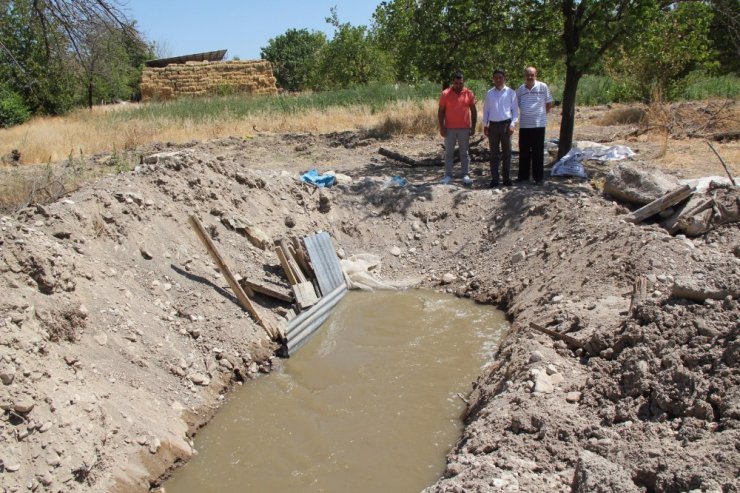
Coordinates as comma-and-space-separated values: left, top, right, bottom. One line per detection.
0, 100, 440, 166
597, 106, 647, 126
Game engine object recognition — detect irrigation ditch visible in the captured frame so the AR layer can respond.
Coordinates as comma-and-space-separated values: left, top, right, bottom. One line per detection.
0, 127, 738, 493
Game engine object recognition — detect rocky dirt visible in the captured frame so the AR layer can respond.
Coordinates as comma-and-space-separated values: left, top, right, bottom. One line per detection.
0, 102, 738, 493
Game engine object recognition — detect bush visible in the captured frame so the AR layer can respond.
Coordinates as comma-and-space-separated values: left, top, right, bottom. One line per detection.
0, 87, 31, 127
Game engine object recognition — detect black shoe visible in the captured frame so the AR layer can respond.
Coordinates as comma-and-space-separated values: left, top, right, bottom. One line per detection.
489, 180, 499, 188
503, 179, 513, 186
515, 178, 528, 184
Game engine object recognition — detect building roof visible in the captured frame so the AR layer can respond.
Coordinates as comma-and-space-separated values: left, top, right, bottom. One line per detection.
145, 50, 227, 68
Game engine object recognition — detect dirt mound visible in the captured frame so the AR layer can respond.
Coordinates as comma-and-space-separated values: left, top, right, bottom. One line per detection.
0, 127, 738, 492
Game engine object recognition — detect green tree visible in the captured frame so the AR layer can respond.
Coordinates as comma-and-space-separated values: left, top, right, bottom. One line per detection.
260, 28, 326, 91
372, 0, 560, 86
312, 7, 394, 89
608, 2, 715, 101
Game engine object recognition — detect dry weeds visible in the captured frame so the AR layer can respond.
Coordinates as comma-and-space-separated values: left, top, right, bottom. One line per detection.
0, 100, 440, 166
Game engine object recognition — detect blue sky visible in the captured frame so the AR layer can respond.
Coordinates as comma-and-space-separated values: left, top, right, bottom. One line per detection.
123, 1, 382, 60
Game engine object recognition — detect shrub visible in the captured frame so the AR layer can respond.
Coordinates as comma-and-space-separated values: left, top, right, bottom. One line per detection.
0, 87, 31, 127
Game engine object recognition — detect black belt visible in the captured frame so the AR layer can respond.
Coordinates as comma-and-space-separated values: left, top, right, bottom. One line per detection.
489, 119, 511, 125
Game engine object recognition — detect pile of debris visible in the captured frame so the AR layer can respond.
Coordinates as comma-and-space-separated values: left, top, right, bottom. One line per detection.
604, 161, 739, 236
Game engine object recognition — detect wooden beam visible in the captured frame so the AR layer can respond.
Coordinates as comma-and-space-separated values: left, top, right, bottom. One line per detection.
378, 147, 419, 167
627, 184, 693, 224
529, 322, 584, 350
188, 215, 280, 340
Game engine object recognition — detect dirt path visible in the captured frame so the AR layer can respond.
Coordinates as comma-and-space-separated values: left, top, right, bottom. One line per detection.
0, 102, 738, 492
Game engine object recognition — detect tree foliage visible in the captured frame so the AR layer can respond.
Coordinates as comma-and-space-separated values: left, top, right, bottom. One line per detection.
261, 29, 326, 92
312, 7, 394, 89
0, 0, 150, 120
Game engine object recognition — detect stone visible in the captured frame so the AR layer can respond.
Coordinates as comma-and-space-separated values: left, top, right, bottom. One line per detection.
441, 273, 457, 284
139, 246, 153, 260
529, 351, 545, 363
0, 365, 16, 385
14, 396, 35, 414
389, 246, 402, 256
531, 370, 554, 394
149, 437, 161, 454
5, 462, 21, 472
566, 391, 582, 403
284, 216, 296, 228
94, 333, 108, 346
511, 251, 526, 263
39, 421, 53, 433
188, 373, 210, 386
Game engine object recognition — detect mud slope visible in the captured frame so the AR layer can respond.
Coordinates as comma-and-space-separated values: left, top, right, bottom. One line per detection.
1, 132, 738, 493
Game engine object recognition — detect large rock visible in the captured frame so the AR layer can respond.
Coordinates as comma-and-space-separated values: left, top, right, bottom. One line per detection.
572, 450, 641, 492
603, 162, 681, 205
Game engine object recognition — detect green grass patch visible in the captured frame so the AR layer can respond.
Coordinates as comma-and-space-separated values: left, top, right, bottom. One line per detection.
110, 82, 444, 123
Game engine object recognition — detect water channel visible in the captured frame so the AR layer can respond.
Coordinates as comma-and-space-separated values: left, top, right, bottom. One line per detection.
164, 289, 508, 493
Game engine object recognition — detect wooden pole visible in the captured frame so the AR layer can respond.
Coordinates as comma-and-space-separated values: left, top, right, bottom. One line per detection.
188, 215, 279, 340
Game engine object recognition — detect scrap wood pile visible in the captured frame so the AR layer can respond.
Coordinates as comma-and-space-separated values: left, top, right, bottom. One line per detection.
188, 215, 346, 353
603, 162, 739, 236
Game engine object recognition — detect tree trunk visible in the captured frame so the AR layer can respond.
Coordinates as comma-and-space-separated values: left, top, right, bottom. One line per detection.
87, 80, 93, 110
557, 65, 581, 159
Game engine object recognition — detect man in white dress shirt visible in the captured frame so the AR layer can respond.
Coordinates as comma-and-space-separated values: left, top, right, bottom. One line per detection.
482, 68, 518, 187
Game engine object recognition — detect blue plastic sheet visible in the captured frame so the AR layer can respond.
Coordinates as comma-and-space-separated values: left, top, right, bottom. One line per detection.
301, 168, 336, 188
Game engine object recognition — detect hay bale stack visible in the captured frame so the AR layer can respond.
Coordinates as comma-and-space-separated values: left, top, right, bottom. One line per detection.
140, 60, 277, 102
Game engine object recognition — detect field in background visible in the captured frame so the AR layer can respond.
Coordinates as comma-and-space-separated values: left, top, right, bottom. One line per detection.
0, 76, 737, 212
3, 74, 738, 166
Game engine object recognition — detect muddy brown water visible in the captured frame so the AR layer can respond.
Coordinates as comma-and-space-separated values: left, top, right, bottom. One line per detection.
164, 290, 508, 493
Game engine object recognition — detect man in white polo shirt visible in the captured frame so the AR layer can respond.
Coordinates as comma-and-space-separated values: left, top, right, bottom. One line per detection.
483, 68, 518, 188
516, 66, 553, 185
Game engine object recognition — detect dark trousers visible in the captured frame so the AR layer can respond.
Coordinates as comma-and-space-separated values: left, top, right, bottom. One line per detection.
488, 121, 511, 182
518, 127, 546, 182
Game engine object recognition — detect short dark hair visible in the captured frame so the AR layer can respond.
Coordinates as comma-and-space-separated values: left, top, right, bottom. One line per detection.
493, 68, 506, 77
453, 71, 464, 80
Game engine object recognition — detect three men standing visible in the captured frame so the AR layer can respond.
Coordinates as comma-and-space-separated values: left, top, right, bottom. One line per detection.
438, 72, 477, 186
516, 66, 553, 185
482, 68, 518, 187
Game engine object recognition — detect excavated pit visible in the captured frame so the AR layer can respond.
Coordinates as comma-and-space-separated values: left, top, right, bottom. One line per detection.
0, 131, 738, 493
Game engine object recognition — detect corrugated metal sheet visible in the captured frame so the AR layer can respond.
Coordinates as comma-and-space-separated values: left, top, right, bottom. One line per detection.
285, 284, 347, 356
304, 231, 345, 297
145, 50, 228, 68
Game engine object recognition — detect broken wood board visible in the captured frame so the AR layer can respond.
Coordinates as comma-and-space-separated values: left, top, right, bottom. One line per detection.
627, 184, 693, 223
293, 281, 319, 311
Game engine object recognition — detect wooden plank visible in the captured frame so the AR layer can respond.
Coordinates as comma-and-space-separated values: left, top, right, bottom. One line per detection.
188, 215, 279, 340
627, 184, 693, 224
240, 279, 293, 303
291, 237, 314, 279
275, 245, 299, 285
293, 281, 319, 311
276, 238, 307, 283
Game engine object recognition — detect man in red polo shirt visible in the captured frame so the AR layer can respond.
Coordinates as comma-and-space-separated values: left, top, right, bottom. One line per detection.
438, 72, 477, 186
